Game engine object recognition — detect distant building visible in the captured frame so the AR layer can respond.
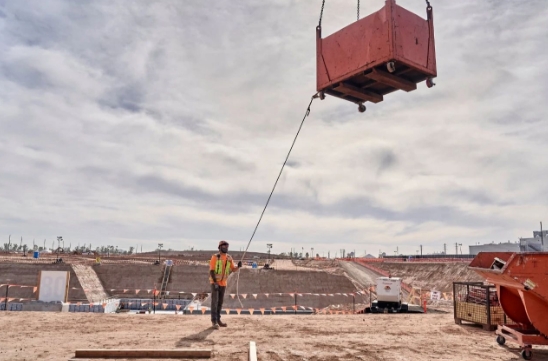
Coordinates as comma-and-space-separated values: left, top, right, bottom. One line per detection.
469, 230, 547, 255
519, 230, 547, 252
469, 241, 519, 256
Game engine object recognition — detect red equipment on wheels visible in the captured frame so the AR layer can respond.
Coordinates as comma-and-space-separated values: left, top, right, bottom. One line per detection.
316, 0, 437, 112
470, 252, 548, 360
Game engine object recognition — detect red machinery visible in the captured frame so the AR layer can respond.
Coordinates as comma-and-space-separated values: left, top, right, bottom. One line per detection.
469, 252, 548, 360
316, 0, 437, 112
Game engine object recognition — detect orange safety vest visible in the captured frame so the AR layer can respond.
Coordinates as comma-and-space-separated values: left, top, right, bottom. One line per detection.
209, 253, 233, 284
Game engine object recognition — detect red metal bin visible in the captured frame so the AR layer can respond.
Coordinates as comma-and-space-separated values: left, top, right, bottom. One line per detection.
469, 252, 548, 360
316, 0, 436, 111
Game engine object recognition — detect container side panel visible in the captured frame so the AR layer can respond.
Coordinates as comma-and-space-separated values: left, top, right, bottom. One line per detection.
318, 8, 390, 90
393, 5, 430, 69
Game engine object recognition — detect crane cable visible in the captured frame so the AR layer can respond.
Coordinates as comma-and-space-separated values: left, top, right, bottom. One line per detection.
318, 0, 326, 28
234, 93, 320, 308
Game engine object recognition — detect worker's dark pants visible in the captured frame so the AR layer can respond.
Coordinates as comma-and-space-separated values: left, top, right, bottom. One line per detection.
210, 284, 226, 323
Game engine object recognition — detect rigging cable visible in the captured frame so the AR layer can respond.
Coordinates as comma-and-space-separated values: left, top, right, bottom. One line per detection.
234, 93, 320, 307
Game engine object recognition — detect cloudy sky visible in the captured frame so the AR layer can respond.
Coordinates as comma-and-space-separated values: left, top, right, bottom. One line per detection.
1, 0, 547, 256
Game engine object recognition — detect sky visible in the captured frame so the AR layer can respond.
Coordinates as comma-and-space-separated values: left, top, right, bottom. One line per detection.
1, 0, 547, 257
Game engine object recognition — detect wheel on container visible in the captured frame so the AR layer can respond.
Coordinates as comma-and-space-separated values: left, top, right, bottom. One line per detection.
426, 77, 436, 88
521, 349, 533, 360
358, 103, 366, 113
496, 335, 505, 346
319, 91, 325, 100
387, 62, 396, 73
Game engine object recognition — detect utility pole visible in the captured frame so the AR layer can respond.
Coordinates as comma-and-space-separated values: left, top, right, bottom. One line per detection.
541, 221, 544, 248
158, 243, 163, 263
267, 244, 272, 261
7, 235, 10, 252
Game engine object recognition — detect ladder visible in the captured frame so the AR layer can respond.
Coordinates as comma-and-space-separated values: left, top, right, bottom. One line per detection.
159, 262, 173, 298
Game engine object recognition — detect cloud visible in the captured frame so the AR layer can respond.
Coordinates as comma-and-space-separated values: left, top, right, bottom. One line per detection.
0, 0, 547, 256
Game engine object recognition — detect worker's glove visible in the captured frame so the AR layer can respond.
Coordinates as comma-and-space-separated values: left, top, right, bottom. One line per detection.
213, 283, 219, 291
237, 261, 242, 268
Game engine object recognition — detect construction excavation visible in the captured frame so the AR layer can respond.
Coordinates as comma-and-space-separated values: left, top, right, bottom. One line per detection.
1, 252, 547, 360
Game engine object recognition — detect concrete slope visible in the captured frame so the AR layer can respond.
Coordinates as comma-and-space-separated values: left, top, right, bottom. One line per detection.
0, 263, 87, 301
167, 265, 210, 294
339, 261, 383, 289
94, 264, 163, 298
216, 268, 359, 310
374, 262, 483, 292
72, 264, 109, 303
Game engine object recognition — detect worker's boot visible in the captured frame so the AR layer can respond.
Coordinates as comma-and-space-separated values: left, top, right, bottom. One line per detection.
217, 320, 227, 327
211, 322, 219, 329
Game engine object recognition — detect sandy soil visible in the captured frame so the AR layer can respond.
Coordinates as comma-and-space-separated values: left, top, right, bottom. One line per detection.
374, 262, 483, 293
1, 312, 547, 361
271, 260, 326, 272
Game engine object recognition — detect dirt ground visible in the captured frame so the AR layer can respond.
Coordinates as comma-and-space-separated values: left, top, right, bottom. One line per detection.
1, 312, 547, 361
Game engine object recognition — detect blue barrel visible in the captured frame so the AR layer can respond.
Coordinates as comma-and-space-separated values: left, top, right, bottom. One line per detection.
33, 251, 40, 259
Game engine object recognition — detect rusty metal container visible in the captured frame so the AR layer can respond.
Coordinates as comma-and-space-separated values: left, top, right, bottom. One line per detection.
316, 0, 436, 111
469, 252, 548, 360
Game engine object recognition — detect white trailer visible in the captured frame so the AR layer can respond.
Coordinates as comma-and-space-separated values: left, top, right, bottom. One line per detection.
366, 277, 409, 313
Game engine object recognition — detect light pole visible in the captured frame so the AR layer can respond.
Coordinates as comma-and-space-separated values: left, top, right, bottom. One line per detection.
158, 243, 163, 263
57, 236, 63, 261
267, 244, 272, 261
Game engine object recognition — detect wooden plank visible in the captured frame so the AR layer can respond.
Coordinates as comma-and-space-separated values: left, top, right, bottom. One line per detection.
334, 83, 383, 103
249, 342, 257, 361
248, 341, 257, 361
364, 68, 416, 92
74, 349, 212, 359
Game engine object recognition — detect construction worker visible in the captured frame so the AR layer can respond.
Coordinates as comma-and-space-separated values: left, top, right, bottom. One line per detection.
209, 240, 242, 329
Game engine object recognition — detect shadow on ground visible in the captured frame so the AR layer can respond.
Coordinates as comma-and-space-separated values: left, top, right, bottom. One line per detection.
175, 327, 216, 347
